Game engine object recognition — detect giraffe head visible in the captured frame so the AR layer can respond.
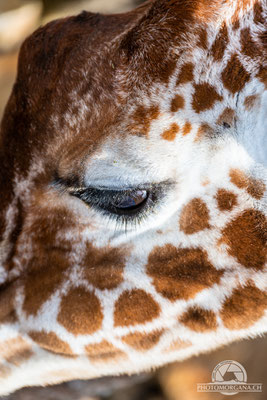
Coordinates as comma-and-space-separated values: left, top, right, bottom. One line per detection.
0, 0, 266, 395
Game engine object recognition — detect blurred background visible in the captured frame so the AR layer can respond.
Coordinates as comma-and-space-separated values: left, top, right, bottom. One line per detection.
0, 1, 266, 399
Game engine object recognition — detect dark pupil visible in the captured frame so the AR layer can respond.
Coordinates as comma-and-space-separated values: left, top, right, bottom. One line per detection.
112, 190, 148, 210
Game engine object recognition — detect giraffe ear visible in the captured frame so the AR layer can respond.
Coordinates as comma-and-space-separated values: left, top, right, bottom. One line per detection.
119, 0, 222, 85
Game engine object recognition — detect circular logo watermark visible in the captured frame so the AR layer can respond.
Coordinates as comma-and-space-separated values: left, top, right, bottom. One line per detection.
212, 360, 247, 396
197, 360, 262, 395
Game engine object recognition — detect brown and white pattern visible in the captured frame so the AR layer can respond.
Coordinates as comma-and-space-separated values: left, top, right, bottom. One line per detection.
0, 0, 266, 395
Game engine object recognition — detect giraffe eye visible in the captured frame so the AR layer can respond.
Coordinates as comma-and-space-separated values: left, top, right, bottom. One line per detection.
110, 190, 148, 211
70, 187, 150, 217
54, 175, 172, 227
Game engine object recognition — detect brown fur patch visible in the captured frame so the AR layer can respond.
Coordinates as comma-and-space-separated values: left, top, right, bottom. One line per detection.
2, 198, 24, 274
240, 27, 261, 59
114, 289, 160, 327
216, 189, 238, 211
170, 95, 185, 112
29, 331, 73, 355
23, 250, 70, 316
230, 168, 266, 199
179, 198, 210, 234
1, 311, 17, 325
6, 347, 33, 367
220, 209, 266, 270
196, 27, 208, 49
155, 58, 178, 85
221, 54, 250, 93
147, 246, 223, 301
82, 243, 125, 290
0, 285, 16, 324
0, 365, 11, 379
192, 83, 223, 113
122, 330, 163, 351
182, 121, 192, 136
86, 340, 125, 361
0, 337, 33, 366
211, 24, 229, 61
244, 94, 260, 110
201, 179, 210, 187
165, 338, 192, 352
217, 108, 235, 127
232, 19, 240, 30
179, 307, 217, 332
24, 252, 69, 319
254, 2, 265, 25
57, 287, 103, 335
22, 208, 73, 316
128, 105, 160, 136
194, 123, 212, 141
221, 283, 267, 329
176, 62, 194, 85
257, 68, 267, 89
161, 123, 180, 141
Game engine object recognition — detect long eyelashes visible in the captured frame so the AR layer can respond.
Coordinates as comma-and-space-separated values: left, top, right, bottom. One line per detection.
70, 188, 149, 215
69, 187, 155, 230
53, 175, 173, 232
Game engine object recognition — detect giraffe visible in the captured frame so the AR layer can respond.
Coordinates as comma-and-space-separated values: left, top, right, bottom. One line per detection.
0, 0, 266, 395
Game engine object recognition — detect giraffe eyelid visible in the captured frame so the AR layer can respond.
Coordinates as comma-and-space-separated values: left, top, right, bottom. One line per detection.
65, 181, 174, 229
